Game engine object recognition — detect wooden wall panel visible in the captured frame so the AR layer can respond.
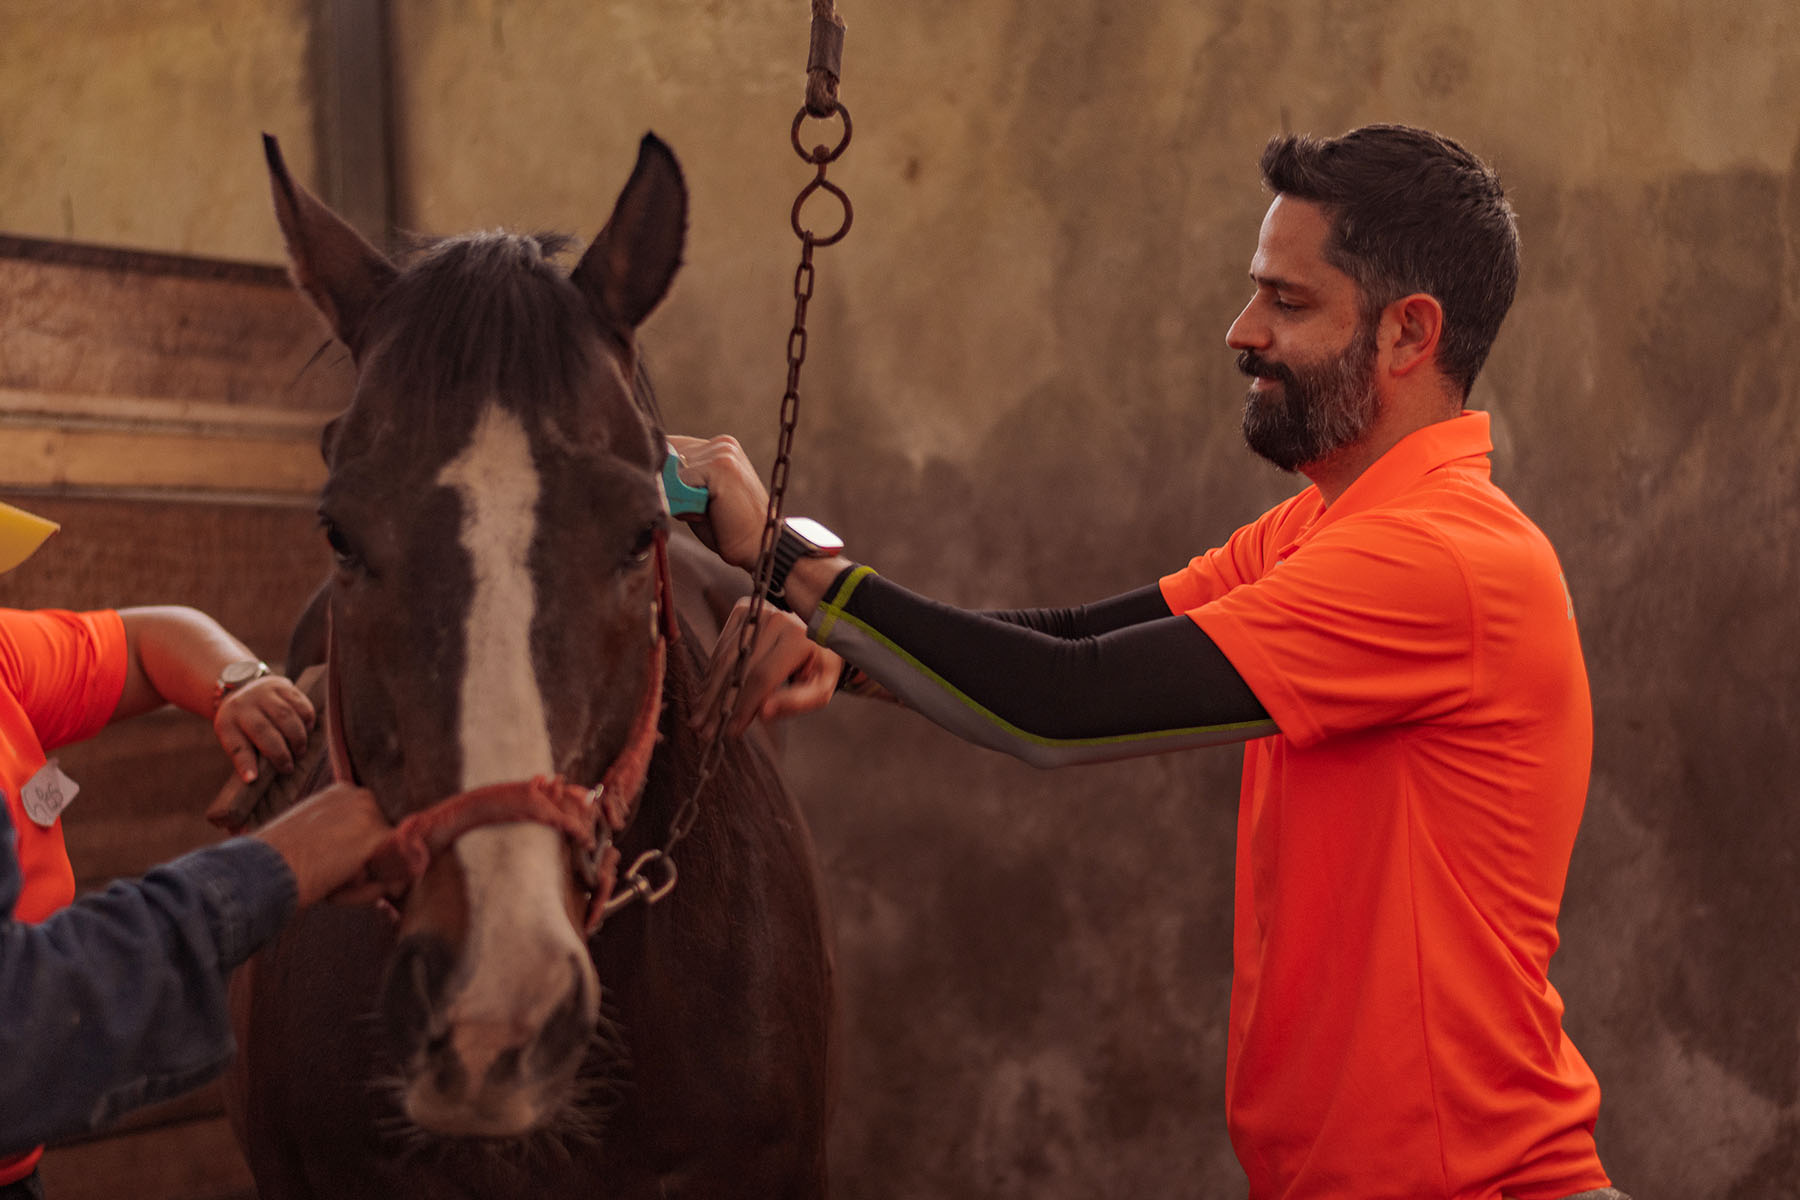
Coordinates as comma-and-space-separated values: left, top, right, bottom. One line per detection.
0, 236, 350, 412
0, 497, 329, 664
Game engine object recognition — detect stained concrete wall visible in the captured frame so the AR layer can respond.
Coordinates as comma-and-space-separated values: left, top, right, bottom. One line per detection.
3, 2, 1799, 1196
0, 0, 317, 260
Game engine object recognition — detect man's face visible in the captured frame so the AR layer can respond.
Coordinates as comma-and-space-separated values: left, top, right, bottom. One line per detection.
1226, 196, 1383, 473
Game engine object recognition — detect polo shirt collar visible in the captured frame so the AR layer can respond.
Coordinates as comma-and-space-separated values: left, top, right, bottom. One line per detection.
1292, 410, 1494, 545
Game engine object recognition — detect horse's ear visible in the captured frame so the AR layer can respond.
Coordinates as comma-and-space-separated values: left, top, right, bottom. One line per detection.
570, 133, 687, 333
263, 134, 397, 355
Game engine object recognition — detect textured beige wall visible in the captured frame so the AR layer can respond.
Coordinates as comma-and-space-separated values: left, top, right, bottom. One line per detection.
4, 1, 1799, 1196
391, 5, 1800, 1194
0, 0, 315, 260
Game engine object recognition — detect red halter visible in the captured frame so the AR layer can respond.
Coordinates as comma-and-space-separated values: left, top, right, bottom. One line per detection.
334, 528, 678, 933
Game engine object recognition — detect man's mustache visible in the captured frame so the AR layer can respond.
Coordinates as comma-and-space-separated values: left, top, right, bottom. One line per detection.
1237, 350, 1294, 386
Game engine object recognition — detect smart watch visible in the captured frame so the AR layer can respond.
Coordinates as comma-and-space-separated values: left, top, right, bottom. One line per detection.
213, 659, 273, 712
767, 516, 844, 611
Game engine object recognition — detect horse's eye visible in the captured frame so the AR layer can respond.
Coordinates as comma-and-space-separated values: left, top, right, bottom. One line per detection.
627, 523, 658, 567
322, 519, 364, 573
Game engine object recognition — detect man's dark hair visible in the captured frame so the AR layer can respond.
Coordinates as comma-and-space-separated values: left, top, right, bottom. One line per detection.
1259, 124, 1519, 397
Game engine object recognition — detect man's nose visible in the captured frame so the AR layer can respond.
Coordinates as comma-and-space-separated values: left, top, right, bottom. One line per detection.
1225, 300, 1266, 351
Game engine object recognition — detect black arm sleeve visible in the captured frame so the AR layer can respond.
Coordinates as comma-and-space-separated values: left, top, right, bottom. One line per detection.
981, 584, 1176, 639
808, 567, 1276, 767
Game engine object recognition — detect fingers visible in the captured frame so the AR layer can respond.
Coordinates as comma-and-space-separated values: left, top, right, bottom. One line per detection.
322, 877, 393, 907
761, 646, 845, 722
216, 728, 262, 786
691, 600, 838, 740
728, 627, 827, 736
254, 781, 393, 909
664, 435, 770, 570
215, 676, 318, 781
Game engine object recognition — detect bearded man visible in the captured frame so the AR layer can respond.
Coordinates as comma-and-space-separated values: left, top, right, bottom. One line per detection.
673, 124, 1625, 1200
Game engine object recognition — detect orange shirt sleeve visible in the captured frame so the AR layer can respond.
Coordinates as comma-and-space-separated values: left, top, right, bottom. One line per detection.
1182, 513, 1475, 749
0, 608, 130, 750
1159, 493, 1307, 613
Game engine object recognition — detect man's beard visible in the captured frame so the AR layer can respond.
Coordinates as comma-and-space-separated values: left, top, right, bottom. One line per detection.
1237, 320, 1380, 472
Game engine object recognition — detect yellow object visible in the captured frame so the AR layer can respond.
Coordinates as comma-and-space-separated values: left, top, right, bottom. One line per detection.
0, 501, 59, 573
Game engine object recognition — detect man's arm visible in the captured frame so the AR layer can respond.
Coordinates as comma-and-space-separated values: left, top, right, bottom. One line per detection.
669, 435, 1275, 764
805, 566, 1273, 767
980, 585, 1176, 639
0, 784, 388, 1154
817, 587, 1178, 711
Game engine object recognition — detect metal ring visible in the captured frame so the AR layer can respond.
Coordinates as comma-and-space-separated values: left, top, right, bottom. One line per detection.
790, 175, 854, 247
790, 102, 852, 164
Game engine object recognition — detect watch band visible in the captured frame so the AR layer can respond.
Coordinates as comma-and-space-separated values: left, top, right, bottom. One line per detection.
767, 527, 808, 611
765, 516, 844, 612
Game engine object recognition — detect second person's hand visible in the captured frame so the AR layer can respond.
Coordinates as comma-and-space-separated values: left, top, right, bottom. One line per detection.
665, 435, 771, 571
215, 675, 316, 783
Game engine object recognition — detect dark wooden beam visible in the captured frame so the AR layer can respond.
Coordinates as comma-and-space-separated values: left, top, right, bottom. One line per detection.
309, 0, 395, 244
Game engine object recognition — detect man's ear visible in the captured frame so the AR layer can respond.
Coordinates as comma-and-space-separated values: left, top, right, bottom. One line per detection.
1384, 293, 1445, 378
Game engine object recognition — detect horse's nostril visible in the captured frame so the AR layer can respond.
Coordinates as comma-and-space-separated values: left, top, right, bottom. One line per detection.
380, 933, 456, 1049
487, 1046, 523, 1089
429, 1036, 468, 1099
531, 959, 597, 1075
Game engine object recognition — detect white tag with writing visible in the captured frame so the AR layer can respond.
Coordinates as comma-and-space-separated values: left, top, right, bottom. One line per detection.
21, 760, 79, 828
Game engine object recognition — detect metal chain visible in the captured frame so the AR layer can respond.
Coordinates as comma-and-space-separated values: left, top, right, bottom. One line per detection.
661, 240, 811, 845
604, 75, 854, 918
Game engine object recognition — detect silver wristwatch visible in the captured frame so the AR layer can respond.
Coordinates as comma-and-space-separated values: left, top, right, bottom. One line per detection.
212, 659, 272, 712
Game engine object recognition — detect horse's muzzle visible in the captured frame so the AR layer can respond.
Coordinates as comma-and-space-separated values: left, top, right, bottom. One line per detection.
380, 930, 597, 1137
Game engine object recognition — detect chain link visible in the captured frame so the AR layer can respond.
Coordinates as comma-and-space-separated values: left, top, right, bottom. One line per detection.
607, 103, 853, 915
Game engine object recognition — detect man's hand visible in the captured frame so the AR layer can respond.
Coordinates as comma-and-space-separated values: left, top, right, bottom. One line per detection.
251, 782, 391, 908
665, 435, 772, 571
693, 597, 843, 739
215, 676, 316, 783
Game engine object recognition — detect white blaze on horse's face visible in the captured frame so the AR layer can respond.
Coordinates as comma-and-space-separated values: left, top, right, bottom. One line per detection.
424, 401, 599, 1133
436, 403, 554, 788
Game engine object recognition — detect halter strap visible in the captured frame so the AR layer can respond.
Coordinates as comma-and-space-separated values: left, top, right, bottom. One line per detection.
332, 527, 677, 932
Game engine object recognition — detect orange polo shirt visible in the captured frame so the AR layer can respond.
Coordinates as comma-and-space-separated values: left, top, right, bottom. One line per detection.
1160, 413, 1609, 1200
0, 607, 129, 1184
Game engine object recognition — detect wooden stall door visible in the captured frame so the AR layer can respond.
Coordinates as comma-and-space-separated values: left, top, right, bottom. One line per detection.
0, 235, 352, 1200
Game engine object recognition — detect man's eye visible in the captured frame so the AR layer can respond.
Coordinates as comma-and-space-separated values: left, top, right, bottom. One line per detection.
1272, 297, 1302, 313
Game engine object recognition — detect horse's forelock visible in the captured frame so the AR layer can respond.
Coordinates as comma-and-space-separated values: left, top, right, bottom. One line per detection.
350, 232, 628, 448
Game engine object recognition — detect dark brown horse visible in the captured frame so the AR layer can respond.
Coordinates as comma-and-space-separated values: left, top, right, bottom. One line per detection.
221, 134, 834, 1198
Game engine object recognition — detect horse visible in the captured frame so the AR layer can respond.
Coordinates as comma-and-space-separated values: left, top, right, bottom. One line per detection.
217, 133, 836, 1199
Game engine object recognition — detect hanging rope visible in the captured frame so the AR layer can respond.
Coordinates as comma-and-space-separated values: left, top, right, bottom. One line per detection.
805, 0, 846, 118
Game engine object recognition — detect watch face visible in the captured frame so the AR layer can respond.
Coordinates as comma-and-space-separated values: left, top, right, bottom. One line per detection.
220, 660, 266, 687
786, 516, 844, 555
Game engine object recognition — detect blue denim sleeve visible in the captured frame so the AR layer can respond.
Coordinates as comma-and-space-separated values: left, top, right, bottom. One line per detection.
0, 808, 298, 1154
